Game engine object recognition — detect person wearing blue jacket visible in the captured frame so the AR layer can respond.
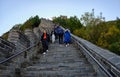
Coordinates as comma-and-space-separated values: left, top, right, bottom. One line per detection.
56, 26, 64, 44
64, 29, 71, 47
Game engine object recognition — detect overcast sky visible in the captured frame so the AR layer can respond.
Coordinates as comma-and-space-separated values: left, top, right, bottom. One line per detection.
0, 0, 120, 36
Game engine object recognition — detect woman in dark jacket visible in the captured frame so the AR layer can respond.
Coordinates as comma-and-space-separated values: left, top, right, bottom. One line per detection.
64, 29, 71, 47
41, 30, 50, 53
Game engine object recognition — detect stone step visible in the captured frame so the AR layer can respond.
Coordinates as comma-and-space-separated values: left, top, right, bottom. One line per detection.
27, 62, 91, 69
0, 69, 13, 77
21, 43, 97, 77
44, 53, 83, 59
38, 57, 88, 63
0, 64, 13, 70
22, 71, 96, 77
25, 64, 94, 71
0, 75, 11, 77
23, 67, 96, 74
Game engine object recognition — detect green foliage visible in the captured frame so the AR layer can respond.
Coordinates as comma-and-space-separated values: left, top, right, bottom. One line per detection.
1, 32, 9, 40
52, 13, 120, 55
79, 11, 120, 55
116, 17, 120, 29
73, 27, 90, 40
89, 22, 108, 44
97, 32, 109, 48
68, 16, 83, 32
20, 15, 40, 31
80, 12, 93, 26
109, 42, 120, 55
12, 24, 22, 29
105, 25, 120, 44
80, 12, 102, 26
53, 15, 83, 32
53, 16, 69, 29
1, 15, 40, 40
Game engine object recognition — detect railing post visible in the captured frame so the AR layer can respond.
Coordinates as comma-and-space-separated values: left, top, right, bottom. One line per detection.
15, 68, 21, 77
24, 51, 27, 58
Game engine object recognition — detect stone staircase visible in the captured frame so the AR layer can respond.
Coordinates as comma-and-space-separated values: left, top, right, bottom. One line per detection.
0, 37, 15, 77
0, 61, 14, 77
21, 42, 97, 77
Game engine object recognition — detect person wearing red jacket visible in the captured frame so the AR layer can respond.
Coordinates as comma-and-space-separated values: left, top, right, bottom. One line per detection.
41, 30, 50, 53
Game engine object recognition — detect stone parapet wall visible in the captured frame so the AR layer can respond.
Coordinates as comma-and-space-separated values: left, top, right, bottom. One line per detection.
0, 19, 55, 76
0, 28, 41, 77
24, 29, 38, 46
71, 34, 120, 77
8, 29, 30, 52
0, 37, 15, 58
33, 27, 41, 42
0, 41, 41, 77
0, 37, 15, 48
39, 18, 54, 34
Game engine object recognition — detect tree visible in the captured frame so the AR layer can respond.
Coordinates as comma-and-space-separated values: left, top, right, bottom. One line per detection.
68, 16, 82, 32
80, 12, 93, 26
53, 14, 120, 55
12, 24, 22, 29
52, 15, 83, 32
80, 9, 103, 27
1, 32, 9, 40
20, 15, 40, 31
109, 42, 120, 55
116, 17, 120, 29
32, 15, 40, 28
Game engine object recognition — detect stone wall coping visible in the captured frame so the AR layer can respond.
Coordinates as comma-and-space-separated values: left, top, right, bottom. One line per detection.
71, 34, 120, 70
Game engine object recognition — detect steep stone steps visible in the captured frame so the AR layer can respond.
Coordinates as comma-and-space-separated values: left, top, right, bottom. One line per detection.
23, 71, 96, 77
0, 70, 13, 77
0, 62, 14, 77
21, 42, 97, 77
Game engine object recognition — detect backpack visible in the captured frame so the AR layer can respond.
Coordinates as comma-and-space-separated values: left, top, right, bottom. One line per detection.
57, 28, 63, 34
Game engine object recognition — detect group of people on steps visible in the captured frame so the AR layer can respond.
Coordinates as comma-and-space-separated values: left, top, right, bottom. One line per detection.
41, 25, 71, 54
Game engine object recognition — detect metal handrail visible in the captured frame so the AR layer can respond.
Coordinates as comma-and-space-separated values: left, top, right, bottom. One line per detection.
0, 42, 40, 64
61, 26, 120, 76
0, 37, 15, 47
71, 34, 119, 77
0, 42, 13, 50
79, 39, 120, 76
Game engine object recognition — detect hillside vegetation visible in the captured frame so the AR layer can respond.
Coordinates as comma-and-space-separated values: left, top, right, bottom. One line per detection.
53, 13, 120, 55
2, 13, 120, 55
2, 15, 40, 39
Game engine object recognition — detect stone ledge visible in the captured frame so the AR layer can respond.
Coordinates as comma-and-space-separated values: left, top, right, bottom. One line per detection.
71, 34, 120, 76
